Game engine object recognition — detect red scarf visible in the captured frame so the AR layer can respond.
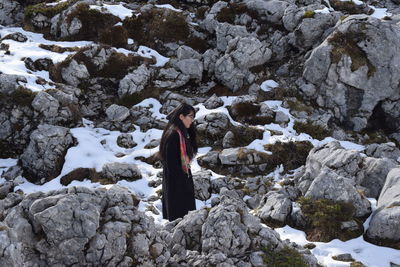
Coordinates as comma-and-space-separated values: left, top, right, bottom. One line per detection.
175, 127, 190, 174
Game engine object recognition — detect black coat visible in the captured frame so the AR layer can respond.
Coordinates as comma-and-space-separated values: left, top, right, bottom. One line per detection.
162, 130, 196, 221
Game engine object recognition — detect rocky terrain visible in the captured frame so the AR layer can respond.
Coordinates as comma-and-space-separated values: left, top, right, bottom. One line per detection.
1, 0, 400, 266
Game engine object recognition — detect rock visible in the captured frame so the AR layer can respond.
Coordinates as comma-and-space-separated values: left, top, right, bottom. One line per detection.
105, 104, 130, 122
288, 12, 340, 50
302, 15, 400, 132
174, 59, 203, 81
1, 32, 27, 42
117, 133, 137, 149
61, 59, 90, 87
192, 170, 212, 201
0, 181, 13, 199
0, 0, 24, 26
0, 74, 27, 95
246, 0, 290, 24
201, 1, 228, 34
159, 91, 195, 115
177, 45, 202, 60
355, 157, 398, 198
256, 191, 292, 226
144, 139, 160, 149
204, 94, 224, 109
332, 253, 354, 262
118, 64, 152, 97
365, 168, 400, 248
130, 105, 166, 131
365, 142, 400, 162
101, 162, 142, 182
203, 48, 221, 75
275, 110, 290, 124
153, 68, 190, 89
214, 36, 270, 91
20, 124, 75, 184
222, 131, 235, 148
304, 168, 371, 217
31, 91, 60, 118
1, 186, 168, 266
196, 112, 231, 147
296, 141, 363, 194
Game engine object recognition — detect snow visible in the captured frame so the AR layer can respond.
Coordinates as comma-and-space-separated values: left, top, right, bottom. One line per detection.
155, 4, 182, 12
260, 79, 279, 92
0, 27, 91, 91
137, 45, 169, 67
89, 3, 134, 20
275, 199, 400, 266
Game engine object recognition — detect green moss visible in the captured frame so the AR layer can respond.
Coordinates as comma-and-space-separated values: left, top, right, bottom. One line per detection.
329, 30, 376, 77
362, 130, 390, 145
286, 99, 313, 113
231, 125, 264, 147
261, 246, 308, 267
298, 197, 363, 242
293, 120, 331, 140
264, 141, 313, 173
303, 10, 315, 19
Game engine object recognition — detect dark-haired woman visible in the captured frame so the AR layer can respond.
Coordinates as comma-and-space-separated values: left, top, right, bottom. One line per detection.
159, 103, 198, 221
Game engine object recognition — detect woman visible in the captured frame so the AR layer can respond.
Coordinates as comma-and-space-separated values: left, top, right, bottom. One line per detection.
159, 103, 198, 221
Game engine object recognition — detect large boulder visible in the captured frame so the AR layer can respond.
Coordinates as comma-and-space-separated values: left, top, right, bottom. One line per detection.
297, 141, 398, 199
302, 15, 400, 132
0, 0, 24, 26
215, 36, 271, 91
118, 65, 153, 97
0, 186, 169, 266
305, 168, 371, 217
20, 124, 75, 184
255, 191, 292, 226
365, 168, 400, 249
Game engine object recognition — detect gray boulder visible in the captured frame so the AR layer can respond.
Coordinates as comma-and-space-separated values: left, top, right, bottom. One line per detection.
1, 186, 168, 266
196, 112, 231, 147
288, 12, 340, 50
256, 191, 292, 226
215, 23, 250, 52
201, 1, 229, 33
153, 68, 190, 89
204, 94, 224, 109
105, 104, 130, 122
20, 124, 75, 184
130, 105, 166, 131
215, 37, 271, 91
101, 162, 142, 182
192, 170, 212, 201
365, 168, 400, 248
117, 133, 137, 149
174, 59, 203, 81
0, 74, 27, 95
0, 0, 24, 26
177, 45, 202, 60
355, 157, 398, 199
31, 91, 60, 118
118, 64, 152, 97
246, 0, 290, 24
305, 168, 371, 217
302, 15, 400, 132
61, 59, 90, 87
296, 141, 363, 194
365, 142, 400, 162
159, 91, 195, 115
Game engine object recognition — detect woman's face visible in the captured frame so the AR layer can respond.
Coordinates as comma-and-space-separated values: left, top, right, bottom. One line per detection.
179, 112, 195, 128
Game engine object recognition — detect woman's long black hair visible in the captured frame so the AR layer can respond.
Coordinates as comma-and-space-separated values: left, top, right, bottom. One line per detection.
159, 103, 198, 161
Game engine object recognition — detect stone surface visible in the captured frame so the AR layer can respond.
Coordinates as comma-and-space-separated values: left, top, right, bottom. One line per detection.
20, 124, 75, 184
